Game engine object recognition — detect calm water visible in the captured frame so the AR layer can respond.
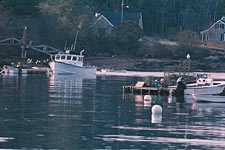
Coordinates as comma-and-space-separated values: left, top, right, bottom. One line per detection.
0, 74, 225, 150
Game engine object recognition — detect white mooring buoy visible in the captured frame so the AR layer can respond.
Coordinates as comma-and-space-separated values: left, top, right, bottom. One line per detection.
151, 105, 162, 114
144, 95, 152, 101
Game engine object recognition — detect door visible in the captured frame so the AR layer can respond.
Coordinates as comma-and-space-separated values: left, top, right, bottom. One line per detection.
221, 33, 225, 41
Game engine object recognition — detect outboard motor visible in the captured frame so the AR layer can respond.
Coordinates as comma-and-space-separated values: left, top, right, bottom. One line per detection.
175, 77, 186, 96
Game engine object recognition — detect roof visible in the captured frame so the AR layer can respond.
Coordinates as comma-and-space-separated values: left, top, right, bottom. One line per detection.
201, 17, 225, 34
101, 11, 141, 26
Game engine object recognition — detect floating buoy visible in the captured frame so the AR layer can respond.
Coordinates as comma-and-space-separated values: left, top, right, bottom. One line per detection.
152, 105, 162, 114
168, 95, 172, 103
144, 95, 152, 101
144, 100, 151, 107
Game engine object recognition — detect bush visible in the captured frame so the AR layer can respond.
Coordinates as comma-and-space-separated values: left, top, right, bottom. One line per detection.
112, 21, 143, 50
177, 30, 199, 47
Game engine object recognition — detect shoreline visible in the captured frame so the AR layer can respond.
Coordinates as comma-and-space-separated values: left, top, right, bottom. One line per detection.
85, 56, 225, 73
0, 56, 225, 73
96, 70, 225, 80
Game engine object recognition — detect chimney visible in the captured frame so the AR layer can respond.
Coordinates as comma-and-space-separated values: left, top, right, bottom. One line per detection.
95, 12, 101, 17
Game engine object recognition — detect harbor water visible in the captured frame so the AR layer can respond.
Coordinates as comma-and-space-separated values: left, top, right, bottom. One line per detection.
0, 74, 225, 149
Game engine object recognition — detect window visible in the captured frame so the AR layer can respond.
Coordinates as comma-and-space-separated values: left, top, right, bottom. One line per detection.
61, 55, 66, 60
67, 56, 72, 60
72, 56, 77, 61
56, 55, 60, 60
215, 23, 225, 29
78, 57, 83, 61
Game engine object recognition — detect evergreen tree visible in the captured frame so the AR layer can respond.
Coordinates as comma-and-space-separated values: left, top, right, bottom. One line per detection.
3, 0, 41, 17
112, 21, 142, 50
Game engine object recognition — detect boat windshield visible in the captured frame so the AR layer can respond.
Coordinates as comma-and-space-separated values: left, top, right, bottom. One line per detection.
56, 55, 60, 60
67, 56, 72, 60
72, 56, 77, 61
61, 55, 66, 60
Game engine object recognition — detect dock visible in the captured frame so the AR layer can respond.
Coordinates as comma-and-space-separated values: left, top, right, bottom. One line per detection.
123, 85, 160, 95
123, 81, 170, 96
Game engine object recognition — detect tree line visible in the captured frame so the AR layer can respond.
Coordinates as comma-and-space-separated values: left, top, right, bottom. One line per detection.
0, 0, 225, 56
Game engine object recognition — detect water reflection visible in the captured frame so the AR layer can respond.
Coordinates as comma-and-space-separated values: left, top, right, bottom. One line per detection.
151, 113, 162, 123
125, 95, 164, 123
49, 74, 82, 100
120, 93, 225, 149
1, 74, 225, 149
47, 74, 96, 118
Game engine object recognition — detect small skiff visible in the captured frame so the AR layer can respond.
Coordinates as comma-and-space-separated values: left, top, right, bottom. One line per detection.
169, 78, 225, 95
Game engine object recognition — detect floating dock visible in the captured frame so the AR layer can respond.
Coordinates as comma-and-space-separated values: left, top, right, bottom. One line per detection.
123, 85, 159, 95
123, 81, 170, 96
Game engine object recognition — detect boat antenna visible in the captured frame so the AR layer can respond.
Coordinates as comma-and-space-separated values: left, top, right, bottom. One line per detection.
64, 41, 67, 51
73, 29, 79, 51
70, 44, 73, 51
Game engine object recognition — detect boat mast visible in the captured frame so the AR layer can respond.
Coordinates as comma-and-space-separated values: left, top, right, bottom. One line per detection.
64, 41, 67, 51
73, 29, 79, 51
121, 0, 124, 24
20, 26, 28, 68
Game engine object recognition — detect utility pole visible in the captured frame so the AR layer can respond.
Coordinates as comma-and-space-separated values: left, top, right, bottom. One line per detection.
21, 26, 27, 58
20, 26, 28, 69
121, 0, 124, 24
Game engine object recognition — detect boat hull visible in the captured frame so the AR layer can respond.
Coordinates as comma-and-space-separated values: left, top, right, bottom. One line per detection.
184, 84, 225, 95
49, 61, 96, 76
169, 83, 225, 95
0, 65, 28, 74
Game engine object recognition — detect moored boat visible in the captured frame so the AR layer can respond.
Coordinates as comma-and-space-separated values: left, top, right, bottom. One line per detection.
0, 65, 28, 74
0, 65, 50, 75
169, 77, 225, 95
49, 50, 96, 75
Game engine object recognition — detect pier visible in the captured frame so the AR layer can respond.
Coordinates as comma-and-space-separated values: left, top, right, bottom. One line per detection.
123, 81, 170, 96
0, 26, 64, 59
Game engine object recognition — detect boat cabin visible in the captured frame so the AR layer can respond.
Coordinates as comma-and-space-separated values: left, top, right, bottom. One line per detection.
54, 54, 84, 67
196, 78, 213, 86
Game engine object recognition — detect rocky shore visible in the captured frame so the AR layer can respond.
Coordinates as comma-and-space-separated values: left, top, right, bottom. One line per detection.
85, 56, 225, 72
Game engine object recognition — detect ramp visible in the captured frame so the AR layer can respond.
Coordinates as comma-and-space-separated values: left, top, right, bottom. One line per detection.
0, 37, 65, 56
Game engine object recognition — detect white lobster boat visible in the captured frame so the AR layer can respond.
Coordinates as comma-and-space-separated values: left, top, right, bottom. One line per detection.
184, 78, 225, 95
49, 50, 96, 75
169, 78, 225, 95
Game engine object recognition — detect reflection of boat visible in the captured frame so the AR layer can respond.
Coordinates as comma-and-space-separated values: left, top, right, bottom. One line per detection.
192, 94, 225, 103
48, 73, 96, 99
169, 77, 225, 95
192, 102, 225, 113
49, 50, 96, 75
